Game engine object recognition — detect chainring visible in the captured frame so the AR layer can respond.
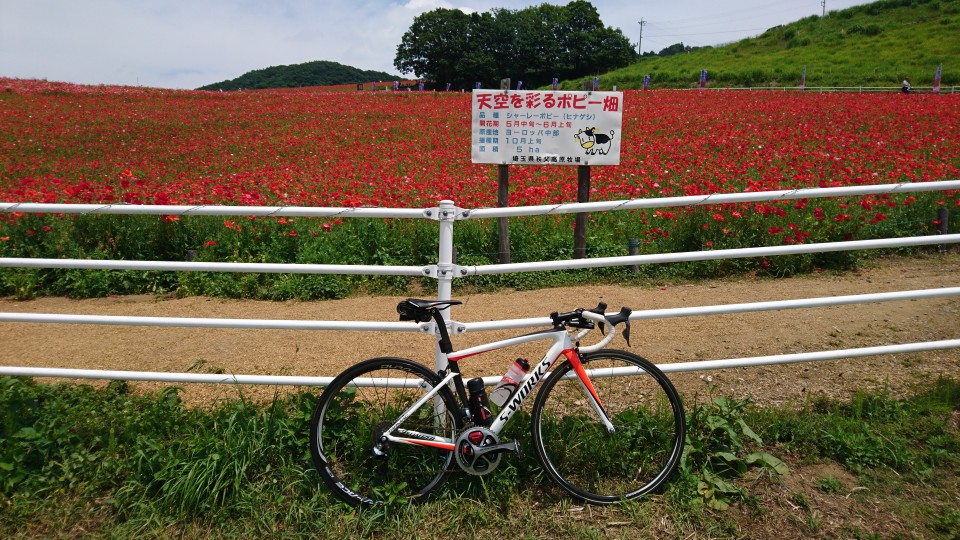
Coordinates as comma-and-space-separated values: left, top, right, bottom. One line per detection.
454, 427, 502, 475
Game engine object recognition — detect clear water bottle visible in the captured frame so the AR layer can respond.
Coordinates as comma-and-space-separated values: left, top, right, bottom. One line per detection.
490, 358, 530, 407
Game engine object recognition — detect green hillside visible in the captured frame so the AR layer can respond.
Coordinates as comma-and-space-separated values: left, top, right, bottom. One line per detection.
566, 0, 958, 90
197, 60, 399, 91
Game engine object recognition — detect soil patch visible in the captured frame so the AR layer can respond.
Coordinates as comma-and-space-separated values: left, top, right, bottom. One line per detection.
1, 253, 958, 407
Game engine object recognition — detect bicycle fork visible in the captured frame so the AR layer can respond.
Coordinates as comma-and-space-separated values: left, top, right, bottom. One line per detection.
564, 349, 616, 434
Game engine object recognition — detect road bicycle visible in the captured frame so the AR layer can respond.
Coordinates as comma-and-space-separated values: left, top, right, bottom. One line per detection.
309, 298, 686, 506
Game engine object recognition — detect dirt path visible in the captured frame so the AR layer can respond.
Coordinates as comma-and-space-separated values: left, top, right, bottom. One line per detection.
1, 253, 958, 407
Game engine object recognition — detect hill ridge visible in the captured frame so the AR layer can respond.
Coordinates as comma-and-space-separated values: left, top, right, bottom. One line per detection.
197, 59, 399, 91
566, 0, 958, 89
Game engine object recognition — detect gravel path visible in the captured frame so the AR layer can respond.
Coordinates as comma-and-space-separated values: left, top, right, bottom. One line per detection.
1, 253, 958, 407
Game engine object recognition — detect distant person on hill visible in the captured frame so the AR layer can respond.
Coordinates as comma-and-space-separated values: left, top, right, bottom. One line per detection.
901, 78, 911, 94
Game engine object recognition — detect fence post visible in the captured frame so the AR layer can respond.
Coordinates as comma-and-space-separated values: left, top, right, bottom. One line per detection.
628, 238, 640, 273
938, 207, 949, 254
436, 199, 456, 373
574, 165, 591, 258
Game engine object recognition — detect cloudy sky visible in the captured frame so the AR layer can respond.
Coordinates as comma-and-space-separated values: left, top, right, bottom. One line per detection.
1, 0, 874, 89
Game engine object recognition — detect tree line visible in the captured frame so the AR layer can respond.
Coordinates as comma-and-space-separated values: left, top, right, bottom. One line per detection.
393, 0, 636, 90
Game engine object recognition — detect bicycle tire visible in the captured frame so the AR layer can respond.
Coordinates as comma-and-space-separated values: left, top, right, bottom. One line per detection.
310, 357, 462, 506
531, 349, 685, 504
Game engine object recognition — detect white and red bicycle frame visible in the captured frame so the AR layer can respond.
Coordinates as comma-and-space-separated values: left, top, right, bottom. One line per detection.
382, 310, 617, 452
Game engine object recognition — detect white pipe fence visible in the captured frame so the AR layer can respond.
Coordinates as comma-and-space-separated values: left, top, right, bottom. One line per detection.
5, 181, 960, 220
1, 180, 958, 386
466, 180, 960, 219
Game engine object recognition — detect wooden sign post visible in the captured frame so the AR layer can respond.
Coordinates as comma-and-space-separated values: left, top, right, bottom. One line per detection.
470, 88, 622, 264
497, 164, 511, 264
573, 165, 591, 259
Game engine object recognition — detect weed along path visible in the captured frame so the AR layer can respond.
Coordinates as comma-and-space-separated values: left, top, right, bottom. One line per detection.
1, 253, 959, 408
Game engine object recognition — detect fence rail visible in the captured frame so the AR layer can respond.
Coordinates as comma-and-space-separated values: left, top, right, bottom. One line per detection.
5, 181, 960, 220
1, 180, 958, 385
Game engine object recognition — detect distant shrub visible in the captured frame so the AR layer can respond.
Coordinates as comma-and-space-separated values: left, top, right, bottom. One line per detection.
846, 23, 883, 36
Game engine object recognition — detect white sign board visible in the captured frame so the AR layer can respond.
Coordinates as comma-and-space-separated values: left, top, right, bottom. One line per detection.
471, 90, 623, 166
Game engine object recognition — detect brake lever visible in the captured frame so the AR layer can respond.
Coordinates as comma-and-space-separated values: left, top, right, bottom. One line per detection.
589, 302, 608, 334
603, 307, 633, 346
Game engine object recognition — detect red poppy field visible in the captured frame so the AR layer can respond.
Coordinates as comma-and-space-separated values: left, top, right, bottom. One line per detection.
1, 78, 958, 298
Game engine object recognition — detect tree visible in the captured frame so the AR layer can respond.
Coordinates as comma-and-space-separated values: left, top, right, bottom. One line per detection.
557, 1, 636, 81
393, 1, 636, 90
394, 9, 478, 90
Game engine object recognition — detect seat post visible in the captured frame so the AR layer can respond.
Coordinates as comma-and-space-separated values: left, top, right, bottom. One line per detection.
431, 309, 454, 355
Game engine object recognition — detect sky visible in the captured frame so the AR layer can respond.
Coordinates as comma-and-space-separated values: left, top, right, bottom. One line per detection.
0, 0, 876, 90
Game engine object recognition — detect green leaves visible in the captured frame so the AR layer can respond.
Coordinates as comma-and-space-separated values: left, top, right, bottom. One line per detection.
745, 452, 788, 475
680, 394, 788, 510
394, 1, 636, 89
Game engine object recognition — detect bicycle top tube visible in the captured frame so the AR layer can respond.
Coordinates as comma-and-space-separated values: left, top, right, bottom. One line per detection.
396, 298, 633, 358
446, 326, 568, 364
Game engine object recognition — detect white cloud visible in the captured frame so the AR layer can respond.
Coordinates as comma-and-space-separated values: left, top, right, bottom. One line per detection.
0, 0, 875, 89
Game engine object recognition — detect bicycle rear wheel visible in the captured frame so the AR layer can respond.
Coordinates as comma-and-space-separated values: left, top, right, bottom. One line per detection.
310, 357, 461, 506
531, 349, 685, 504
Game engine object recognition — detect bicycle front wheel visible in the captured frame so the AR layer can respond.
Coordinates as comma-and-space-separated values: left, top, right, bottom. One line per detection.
531, 349, 685, 504
310, 357, 462, 506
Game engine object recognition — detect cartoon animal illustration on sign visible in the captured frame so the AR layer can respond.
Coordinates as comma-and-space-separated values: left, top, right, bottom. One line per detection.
574, 127, 615, 155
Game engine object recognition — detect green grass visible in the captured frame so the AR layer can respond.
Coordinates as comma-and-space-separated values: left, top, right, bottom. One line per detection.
1, 375, 957, 538
563, 0, 960, 90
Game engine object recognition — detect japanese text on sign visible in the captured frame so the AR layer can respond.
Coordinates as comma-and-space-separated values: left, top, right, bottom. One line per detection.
471, 90, 623, 166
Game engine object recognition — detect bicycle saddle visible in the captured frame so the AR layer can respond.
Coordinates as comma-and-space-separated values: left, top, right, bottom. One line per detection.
397, 298, 462, 322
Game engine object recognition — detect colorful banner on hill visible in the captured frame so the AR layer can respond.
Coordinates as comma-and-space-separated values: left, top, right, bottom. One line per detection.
471, 90, 623, 166
643, 75, 650, 90
700, 69, 708, 89
934, 63, 942, 94
800, 66, 807, 90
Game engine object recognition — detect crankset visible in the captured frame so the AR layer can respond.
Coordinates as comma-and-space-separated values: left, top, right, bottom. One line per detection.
454, 427, 520, 476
